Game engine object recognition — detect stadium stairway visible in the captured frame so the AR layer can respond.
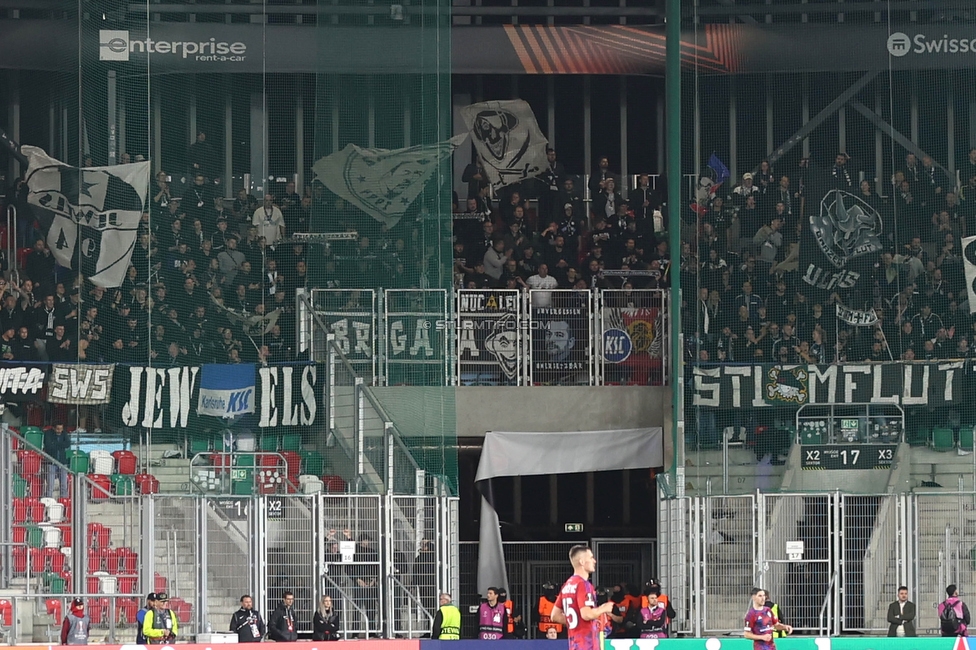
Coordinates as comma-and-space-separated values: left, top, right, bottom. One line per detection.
684, 444, 787, 495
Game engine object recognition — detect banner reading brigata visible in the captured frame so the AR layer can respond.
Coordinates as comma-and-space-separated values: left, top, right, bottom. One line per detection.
693, 361, 972, 409
116, 363, 322, 428
0, 365, 46, 401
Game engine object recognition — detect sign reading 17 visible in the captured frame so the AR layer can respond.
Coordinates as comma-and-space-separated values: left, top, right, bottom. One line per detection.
840, 449, 860, 466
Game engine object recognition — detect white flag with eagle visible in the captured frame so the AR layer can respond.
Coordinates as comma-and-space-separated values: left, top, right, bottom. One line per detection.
22, 146, 150, 288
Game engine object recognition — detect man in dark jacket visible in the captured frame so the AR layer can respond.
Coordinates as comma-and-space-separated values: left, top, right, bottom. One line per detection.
230, 594, 267, 642
267, 591, 299, 642
43, 423, 71, 497
887, 586, 917, 637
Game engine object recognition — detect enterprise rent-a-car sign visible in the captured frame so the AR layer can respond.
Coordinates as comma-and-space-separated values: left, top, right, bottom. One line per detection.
98, 29, 247, 64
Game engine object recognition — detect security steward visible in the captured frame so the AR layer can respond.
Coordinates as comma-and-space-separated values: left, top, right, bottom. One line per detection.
641, 581, 676, 625
498, 588, 524, 638
431, 592, 461, 639
142, 592, 178, 644
536, 582, 563, 638
764, 593, 788, 638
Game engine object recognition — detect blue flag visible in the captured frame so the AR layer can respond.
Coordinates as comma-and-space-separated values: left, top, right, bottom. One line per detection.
708, 153, 730, 187
197, 364, 256, 418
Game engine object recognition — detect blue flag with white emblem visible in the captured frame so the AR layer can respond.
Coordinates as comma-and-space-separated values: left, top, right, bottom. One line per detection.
22, 146, 150, 288
197, 364, 256, 418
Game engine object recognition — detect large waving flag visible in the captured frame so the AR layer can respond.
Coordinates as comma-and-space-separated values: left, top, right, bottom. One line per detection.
22, 146, 150, 288
313, 135, 466, 229
460, 100, 549, 191
692, 153, 731, 215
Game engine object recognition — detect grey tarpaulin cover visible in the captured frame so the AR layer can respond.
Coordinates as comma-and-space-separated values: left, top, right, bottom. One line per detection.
475, 428, 664, 595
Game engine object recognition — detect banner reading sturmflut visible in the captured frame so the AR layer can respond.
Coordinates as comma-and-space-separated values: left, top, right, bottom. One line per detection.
460, 100, 549, 191
197, 364, 256, 418
22, 146, 150, 288
312, 135, 465, 229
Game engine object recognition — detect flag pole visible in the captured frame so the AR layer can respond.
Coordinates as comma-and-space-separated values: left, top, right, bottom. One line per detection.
666, 0, 683, 494
0, 127, 28, 167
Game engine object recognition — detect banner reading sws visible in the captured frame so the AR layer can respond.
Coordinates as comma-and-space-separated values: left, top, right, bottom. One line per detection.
115, 364, 322, 429
693, 361, 972, 409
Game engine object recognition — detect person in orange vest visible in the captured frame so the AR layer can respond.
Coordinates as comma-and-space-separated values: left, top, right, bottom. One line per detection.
536, 582, 564, 638
641, 581, 676, 625
497, 588, 525, 639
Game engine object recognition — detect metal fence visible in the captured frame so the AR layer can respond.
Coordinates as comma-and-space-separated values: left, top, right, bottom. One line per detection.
0, 481, 457, 644
659, 489, 976, 637
308, 287, 669, 387
458, 539, 653, 640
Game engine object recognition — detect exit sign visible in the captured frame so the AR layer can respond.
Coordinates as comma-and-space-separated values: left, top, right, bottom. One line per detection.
564, 523, 584, 533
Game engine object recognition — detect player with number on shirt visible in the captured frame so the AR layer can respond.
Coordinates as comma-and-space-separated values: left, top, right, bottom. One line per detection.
550, 546, 615, 650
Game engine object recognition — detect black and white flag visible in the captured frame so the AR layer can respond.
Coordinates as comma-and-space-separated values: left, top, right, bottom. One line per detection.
312, 135, 465, 229
460, 100, 549, 191
963, 235, 976, 314
22, 146, 150, 288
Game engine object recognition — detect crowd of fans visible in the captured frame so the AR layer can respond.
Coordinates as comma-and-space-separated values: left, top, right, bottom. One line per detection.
0, 141, 673, 374
453, 151, 668, 293
9, 128, 976, 374
682, 150, 976, 366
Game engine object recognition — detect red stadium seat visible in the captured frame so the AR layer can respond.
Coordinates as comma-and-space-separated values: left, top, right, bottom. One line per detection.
112, 450, 137, 475
321, 475, 347, 493
12, 498, 28, 523
0, 599, 12, 626
88, 598, 109, 625
45, 598, 62, 622
11, 547, 27, 574
116, 597, 139, 624
118, 576, 138, 594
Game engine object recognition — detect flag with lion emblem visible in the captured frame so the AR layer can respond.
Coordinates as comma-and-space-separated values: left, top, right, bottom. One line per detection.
313, 135, 466, 229
460, 100, 549, 191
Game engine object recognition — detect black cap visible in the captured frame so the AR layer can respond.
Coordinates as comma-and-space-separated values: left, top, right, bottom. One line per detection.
147, 593, 157, 601
156, 592, 170, 601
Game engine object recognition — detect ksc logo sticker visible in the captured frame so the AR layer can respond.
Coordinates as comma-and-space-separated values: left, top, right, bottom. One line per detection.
603, 328, 632, 363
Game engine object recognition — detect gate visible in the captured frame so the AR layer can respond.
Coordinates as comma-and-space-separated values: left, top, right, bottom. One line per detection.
591, 538, 656, 592
666, 490, 965, 636
758, 494, 837, 634
700, 494, 757, 634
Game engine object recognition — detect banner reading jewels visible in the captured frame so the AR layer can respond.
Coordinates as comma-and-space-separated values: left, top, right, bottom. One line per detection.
114, 364, 323, 429
693, 361, 972, 409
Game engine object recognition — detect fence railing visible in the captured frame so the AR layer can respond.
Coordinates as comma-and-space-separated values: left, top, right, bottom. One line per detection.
306, 287, 669, 387
659, 489, 976, 638
0, 490, 457, 645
